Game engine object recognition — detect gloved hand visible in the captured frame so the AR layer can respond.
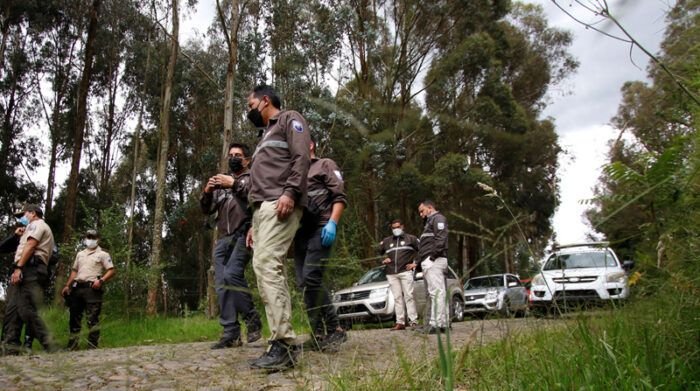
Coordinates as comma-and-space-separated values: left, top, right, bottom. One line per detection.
321, 220, 337, 247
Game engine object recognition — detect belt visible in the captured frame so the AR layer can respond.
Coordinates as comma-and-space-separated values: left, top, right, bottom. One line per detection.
73, 281, 94, 289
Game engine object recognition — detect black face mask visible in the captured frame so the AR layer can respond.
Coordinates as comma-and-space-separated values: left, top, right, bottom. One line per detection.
228, 157, 244, 173
247, 101, 265, 128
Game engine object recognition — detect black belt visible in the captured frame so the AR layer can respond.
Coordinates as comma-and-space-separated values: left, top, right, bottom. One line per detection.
73, 281, 94, 289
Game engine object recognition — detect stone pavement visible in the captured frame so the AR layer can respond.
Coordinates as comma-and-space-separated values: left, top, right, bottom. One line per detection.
0, 318, 541, 390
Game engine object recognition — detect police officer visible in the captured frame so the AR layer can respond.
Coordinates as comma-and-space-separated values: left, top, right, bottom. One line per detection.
244, 84, 310, 370
1, 204, 55, 354
201, 142, 262, 349
416, 200, 449, 334
379, 219, 420, 331
295, 137, 347, 351
61, 230, 115, 349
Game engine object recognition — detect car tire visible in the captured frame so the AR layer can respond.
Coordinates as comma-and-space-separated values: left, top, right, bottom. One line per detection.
450, 295, 464, 322
500, 298, 513, 318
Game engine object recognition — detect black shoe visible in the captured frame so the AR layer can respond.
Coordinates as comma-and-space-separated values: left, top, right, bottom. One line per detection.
318, 329, 347, 353
427, 327, 447, 335
247, 328, 262, 344
211, 337, 242, 350
301, 334, 325, 351
250, 340, 297, 371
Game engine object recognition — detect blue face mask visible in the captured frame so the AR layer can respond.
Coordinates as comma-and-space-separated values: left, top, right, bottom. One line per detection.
18, 216, 29, 226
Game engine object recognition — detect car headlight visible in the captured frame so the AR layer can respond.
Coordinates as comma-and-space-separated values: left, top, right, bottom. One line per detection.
532, 274, 545, 286
369, 287, 389, 300
332, 293, 340, 302
606, 272, 627, 283
485, 291, 499, 301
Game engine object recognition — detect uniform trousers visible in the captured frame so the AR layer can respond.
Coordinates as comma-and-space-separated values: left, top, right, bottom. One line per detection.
2, 264, 52, 351
387, 270, 418, 325
213, 233, 261, 340
67, 284, 103, 348
294, 224, 339, 335
251, 201, 302, 344
421, 257, 448, 328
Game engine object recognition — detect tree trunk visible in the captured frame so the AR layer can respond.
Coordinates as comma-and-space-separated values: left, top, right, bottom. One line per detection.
147, 0, 179, 316
62, 0, 101, 242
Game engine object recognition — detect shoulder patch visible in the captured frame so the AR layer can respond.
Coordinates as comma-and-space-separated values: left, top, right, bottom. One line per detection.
334, 170, 343, 181
292, 120, 304, 133
437, 222, 445, 230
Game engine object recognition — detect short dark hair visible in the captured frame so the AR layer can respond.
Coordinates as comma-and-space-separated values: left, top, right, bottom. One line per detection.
228, 142, 251, 158
390, 219, 403, 226
251, 85, 281, 109
419, 200, 436, 208
15, 204, 43, 218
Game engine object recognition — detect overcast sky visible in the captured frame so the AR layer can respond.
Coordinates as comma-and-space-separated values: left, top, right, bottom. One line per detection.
529, 0, 670, 243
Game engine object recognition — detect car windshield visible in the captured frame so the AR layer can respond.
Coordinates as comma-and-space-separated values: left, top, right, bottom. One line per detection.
465, 276, 503, 290
543, 250, 617, 270
357, 267, 387, 284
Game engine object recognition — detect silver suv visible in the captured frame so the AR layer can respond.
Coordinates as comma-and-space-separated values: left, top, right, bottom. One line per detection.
463, 273, 529, 317
331, 266, 465, 325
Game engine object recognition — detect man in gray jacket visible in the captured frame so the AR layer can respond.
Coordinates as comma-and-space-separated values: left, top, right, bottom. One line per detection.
416, 200, 449, 334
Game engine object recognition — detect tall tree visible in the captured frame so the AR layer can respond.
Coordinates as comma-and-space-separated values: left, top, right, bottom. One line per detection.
148, 0, 179, 315
62, 0, 101, 241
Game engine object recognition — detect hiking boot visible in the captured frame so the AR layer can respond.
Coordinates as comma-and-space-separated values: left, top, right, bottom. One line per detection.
247, 328, 262, 344
390, 323, 406, 331
301, 334, 325, 351
250, 340, 297, 371
211, 337, 242, 350
318, 328, 347, 353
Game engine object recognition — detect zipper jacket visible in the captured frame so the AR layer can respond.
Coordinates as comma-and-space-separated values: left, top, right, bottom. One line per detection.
418, 211, 448, 263
248, 110, 311, 207
305, 157, 347, 226
200, 170, 252, 237
378, 233, 419, 275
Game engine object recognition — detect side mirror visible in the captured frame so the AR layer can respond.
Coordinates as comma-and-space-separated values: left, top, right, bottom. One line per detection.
507, 281, 518, 288
622, 260, 635, 271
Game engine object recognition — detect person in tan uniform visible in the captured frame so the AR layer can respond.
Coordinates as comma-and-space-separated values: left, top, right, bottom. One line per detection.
61, 230, 115, 349
245, 84, 310, 371
1, 204, 56, 354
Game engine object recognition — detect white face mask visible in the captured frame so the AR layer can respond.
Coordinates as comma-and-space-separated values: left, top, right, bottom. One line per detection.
84, 239, 98, 249
392, 228, 403, 237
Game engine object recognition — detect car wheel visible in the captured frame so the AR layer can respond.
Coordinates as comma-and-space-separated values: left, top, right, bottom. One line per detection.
500, 298, 513, 318
451, 295, 464, 322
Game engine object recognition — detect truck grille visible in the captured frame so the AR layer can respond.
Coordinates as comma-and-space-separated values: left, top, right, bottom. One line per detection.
553, 290, 599, 300
465, 294, 486, 301
552, 276, 598, 283
337, 304, 370, 315
338, 290, 371, 302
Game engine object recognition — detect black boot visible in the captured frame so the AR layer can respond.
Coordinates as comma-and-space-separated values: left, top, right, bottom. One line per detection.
249, 340, 297, 371
211, 336, 242, 349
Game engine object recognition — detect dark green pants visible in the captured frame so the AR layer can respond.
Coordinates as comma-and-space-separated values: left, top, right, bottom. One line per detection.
2, 278, 52, 350
67, 285, 103, 349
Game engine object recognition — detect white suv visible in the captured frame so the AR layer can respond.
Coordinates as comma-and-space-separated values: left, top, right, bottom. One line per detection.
530, 242, 634, 311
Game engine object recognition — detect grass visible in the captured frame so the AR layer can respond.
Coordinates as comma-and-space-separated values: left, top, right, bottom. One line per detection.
327, 285, 699, 390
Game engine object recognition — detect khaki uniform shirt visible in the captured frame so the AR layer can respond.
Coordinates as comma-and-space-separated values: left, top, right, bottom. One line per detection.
15, 219, 54, 265
72, 246, 114, 282
249, 110, 311, 207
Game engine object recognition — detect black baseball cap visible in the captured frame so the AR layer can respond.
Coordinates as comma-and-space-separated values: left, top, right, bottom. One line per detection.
14, 204, 43, 218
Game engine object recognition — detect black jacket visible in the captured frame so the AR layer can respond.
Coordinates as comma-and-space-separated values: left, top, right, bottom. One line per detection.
418, 211, 448, 265
378, 233, 419, 275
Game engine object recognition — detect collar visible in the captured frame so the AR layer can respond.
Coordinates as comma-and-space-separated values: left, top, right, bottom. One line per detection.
85, 245, 101, 255
233, 169, 250, 178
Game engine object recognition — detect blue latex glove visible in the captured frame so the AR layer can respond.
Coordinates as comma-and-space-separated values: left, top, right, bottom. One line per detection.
321, 220, 337, 247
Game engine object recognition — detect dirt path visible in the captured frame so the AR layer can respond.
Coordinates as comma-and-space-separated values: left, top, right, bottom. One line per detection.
0, 318, 549, 390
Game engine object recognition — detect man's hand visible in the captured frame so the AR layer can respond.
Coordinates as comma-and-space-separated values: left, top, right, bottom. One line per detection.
406, 263, 416, 271
14, 227, 25, 236
91, 279, 103, 290
276, 194, 295, 220
214, 174, 235, 189
321, 220, 337, 247
246, 228, 254, 248
204, 177, 217, 194
382, 257, 392, 265
61, 286, 70, 297
10, 268, 22, 285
